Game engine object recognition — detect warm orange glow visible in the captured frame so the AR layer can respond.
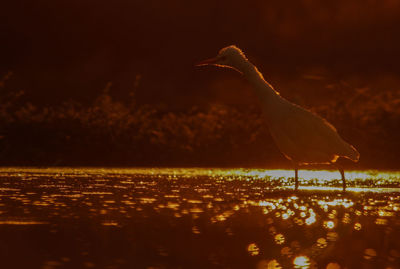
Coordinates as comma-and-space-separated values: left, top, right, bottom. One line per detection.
0, 167, 399, 267
323, 220, 335, 229
0, 220, 49, 225
305, 216, 316, 225
316, 238, 328, 248
266, 259, 282, 269
274, 233, 285, 244
102, 221, 119, 226
326, 263, 341, 269
293, 255, 310, 268
363, 248, 377, 260
247, 243, 260, 256
2, 167, 399, 192
282, 212, 290, 220
354, 223, 362, 230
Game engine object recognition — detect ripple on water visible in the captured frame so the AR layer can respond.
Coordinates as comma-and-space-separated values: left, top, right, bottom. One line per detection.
0, 168, 399, 268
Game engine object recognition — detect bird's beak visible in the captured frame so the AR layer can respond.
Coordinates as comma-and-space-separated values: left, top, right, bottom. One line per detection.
195, 57, 219, 66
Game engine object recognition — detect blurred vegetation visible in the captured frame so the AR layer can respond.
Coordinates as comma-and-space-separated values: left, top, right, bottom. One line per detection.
0, 72, 399, 168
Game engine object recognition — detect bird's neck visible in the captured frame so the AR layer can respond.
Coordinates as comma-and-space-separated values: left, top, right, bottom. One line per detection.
240, 61, 280, 101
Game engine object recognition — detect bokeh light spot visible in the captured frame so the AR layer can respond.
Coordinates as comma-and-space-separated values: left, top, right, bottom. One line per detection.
323, 220, 335, 229
317, 238, 327, 248
364, 248, 377, 260
326, 262, 341, 269
247, 243, 260, 256
274, 233, 285, 244
293, 255, 310, 269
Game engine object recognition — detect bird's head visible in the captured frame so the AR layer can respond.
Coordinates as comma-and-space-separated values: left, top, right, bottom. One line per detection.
196, 45, 249, 73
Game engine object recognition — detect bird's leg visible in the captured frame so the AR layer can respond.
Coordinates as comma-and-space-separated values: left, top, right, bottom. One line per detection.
334, 164, 346, 192
294, 166, 299, 191
339, 167, 346, 192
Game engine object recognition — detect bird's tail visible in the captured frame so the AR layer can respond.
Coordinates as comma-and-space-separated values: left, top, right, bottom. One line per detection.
343, 144, 360, 162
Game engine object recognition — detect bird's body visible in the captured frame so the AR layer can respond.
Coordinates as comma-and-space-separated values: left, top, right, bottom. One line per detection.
261, 93, 358, 165
197, 45, 359, 191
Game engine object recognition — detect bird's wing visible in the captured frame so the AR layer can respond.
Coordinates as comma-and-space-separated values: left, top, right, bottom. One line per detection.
268, 101, 358, 163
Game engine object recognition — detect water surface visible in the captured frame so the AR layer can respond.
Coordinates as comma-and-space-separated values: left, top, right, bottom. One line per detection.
0, 168, 399, 269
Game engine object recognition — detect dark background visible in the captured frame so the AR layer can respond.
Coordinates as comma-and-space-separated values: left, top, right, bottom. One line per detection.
1, 0, 400, 167
3, 0, 400, 105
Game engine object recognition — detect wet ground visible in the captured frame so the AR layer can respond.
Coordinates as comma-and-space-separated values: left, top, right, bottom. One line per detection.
0, 168, 399, 269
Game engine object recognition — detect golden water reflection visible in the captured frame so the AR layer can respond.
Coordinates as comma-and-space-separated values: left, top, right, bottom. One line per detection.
0, 168, 399, 268
1, 167, 399, 189
293, 255, 310, 268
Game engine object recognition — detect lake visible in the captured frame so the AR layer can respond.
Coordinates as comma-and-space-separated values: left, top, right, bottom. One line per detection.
0, 168, 399, 269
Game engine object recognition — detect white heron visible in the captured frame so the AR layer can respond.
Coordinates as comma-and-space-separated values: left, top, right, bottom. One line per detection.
197, 45, 359, 191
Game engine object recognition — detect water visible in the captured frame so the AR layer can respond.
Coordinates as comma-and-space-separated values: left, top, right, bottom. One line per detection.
0, 168, 399, 269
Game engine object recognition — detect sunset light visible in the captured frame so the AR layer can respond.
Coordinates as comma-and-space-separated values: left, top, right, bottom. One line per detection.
293, 255, 311, 268
0, 167, 398, 267
2, 0, 400, 268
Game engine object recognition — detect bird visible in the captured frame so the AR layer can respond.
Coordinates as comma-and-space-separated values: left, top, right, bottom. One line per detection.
196, 45, 359, 191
